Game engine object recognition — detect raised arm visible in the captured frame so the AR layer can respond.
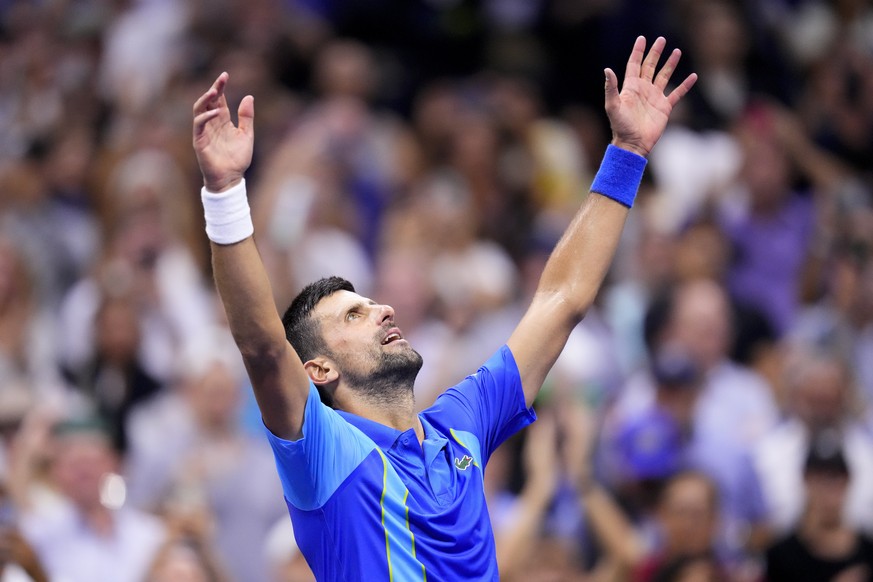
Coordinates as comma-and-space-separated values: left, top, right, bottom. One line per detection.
193, 73, 310, 439
507, 37, 696, 406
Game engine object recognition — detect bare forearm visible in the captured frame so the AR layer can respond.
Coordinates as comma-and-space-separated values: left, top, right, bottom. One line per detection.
581, 485, 645, 568
211, 236, 309, 438
535, 192, 630, 319
211, 238, 287, 353
496, 486, 552, 578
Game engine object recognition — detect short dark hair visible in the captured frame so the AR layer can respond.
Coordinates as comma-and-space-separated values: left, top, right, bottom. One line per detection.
282, 276, 355, 364
804, 431, 850, 477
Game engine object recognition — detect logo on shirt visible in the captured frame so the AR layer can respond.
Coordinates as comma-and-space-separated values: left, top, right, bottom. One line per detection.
454, 455, 473, 471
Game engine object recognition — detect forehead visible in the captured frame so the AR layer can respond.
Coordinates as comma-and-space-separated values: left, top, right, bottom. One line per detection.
313, 290, 374, 321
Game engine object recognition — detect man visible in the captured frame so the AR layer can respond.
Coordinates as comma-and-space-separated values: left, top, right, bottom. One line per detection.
765, 434, 873, 582
21, 420, 166, 582
192, 36, 696, 581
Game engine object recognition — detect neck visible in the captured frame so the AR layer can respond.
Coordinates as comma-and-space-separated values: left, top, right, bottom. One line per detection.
800, 514, 856, 560
801, 506, 850, 542
342, 390, 424, 442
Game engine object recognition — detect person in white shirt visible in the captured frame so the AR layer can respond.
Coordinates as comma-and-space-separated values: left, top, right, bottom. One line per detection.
21, 419, 165, 582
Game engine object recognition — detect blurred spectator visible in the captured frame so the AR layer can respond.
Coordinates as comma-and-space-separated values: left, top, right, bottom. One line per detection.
765, 433, 873, 581
98, 0, 190, 115
635, 472, 729, 582
0, 156, 90, 308
0, 482, 48, 582
611, 279, 778, 450
716, 105, 852, 336
62, 293, 163, 453
20, 418, 166, 582
146, 533, 228, 582
787, 1, 873, 171
791, 247, 873, 409
754, 349, 873, 534
126, 331, 286, 582
582, 469, 731, 582
679, 0, 793, 131
494, 413, 562, 580
0, 0, 870, 579
606, 346, 769, 561
0, 237, 61, 394
263, 517, 314, 582
58, 149, 218, 386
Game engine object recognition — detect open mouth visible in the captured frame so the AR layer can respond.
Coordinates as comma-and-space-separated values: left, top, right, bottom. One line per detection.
381, 330, 403, 345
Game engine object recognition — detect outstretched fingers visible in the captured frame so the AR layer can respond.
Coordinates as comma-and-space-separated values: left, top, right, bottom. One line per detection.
640, 36, 666, 82
193, 108, 222, 137
237, 95, 255, 137
667, 73, 699, 107
624, 36, 646, 80
654, 48, 682, 91
604, 67, 620, 116
193, 72, 229, 116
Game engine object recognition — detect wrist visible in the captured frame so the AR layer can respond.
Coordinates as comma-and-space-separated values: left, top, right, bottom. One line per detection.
610, 139, 649, 158
203, 174, 244, 194
201, 179, 254, 245
590, 144, 648, 208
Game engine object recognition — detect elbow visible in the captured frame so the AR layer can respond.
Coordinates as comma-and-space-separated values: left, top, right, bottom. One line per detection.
234, 336, 289, 366
533, 288, 591, 327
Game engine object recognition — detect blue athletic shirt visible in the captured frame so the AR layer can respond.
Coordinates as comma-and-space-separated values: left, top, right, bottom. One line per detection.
265, 345, 536, 581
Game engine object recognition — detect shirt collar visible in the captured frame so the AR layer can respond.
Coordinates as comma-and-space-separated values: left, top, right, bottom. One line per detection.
335, 411, 448, 456
336, 410, 403, 449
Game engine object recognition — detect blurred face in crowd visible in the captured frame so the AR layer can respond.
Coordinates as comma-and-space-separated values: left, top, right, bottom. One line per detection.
670, 281, 731, 371
671, 557, 724, 582
0, 240, 29, 308
315, 40, 374, 101
804, 469, 849, 527
674, 223, 730, 283
148, 544, 212, 582
52, 432, 118, 511
95, 297, 140, 365
688, 0, 748, 70
637, 228, 678, 291
658, 473, 719, 557
740, 135, 792, 214
792, 356, 849, 431
188, 361, 242, 431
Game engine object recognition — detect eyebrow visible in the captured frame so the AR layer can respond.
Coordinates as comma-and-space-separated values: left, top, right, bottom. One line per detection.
342, 300, 377, 319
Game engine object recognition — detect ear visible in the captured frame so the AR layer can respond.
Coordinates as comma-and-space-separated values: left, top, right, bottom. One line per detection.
303, 357, 340, 386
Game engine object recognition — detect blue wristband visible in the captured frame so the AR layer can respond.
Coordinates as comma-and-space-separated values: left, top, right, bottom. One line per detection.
590, 145, 647, 208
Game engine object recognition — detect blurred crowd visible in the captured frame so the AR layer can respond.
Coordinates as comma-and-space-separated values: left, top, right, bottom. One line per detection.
0, 0, 872, 580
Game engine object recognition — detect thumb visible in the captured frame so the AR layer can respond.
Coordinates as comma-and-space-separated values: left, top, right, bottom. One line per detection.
604, 68, 620, 115
238, 95, 255, 136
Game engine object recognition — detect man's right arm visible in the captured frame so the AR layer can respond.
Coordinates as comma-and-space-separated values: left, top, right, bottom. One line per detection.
193, 72, 309, 440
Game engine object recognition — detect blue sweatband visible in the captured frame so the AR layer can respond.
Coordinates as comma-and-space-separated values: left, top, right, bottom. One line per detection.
590, 145, 647, 208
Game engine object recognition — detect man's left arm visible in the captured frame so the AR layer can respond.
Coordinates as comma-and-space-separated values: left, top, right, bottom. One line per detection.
508, 36, 697, 407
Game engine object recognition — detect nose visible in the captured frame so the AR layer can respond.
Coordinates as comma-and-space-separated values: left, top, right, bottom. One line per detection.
376, 303, 394, 324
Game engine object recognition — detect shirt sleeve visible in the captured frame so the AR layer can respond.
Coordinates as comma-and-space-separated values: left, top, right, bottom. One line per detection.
428, 345, 536, 463
264, 383, 374, 511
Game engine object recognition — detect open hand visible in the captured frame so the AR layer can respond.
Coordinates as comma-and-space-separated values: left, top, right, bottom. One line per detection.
605, 36, 697, 157
192, 72, 254, 192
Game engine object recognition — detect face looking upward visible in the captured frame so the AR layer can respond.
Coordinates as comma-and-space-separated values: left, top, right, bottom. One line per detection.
308, 290, 423, 404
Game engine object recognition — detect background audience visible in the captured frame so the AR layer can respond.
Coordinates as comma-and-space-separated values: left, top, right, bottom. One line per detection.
0, 0, 872, 580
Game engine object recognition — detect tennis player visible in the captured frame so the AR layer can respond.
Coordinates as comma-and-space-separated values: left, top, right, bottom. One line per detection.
192, 36, 696, 581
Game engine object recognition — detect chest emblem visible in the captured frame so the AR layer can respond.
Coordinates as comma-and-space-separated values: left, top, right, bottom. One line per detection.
454, 455, 473, 471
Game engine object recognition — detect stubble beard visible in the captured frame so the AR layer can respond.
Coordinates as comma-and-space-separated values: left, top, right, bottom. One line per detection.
341, 345, 424, 408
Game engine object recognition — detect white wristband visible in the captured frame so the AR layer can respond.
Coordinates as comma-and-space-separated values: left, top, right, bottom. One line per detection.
201, 179, 254, 245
